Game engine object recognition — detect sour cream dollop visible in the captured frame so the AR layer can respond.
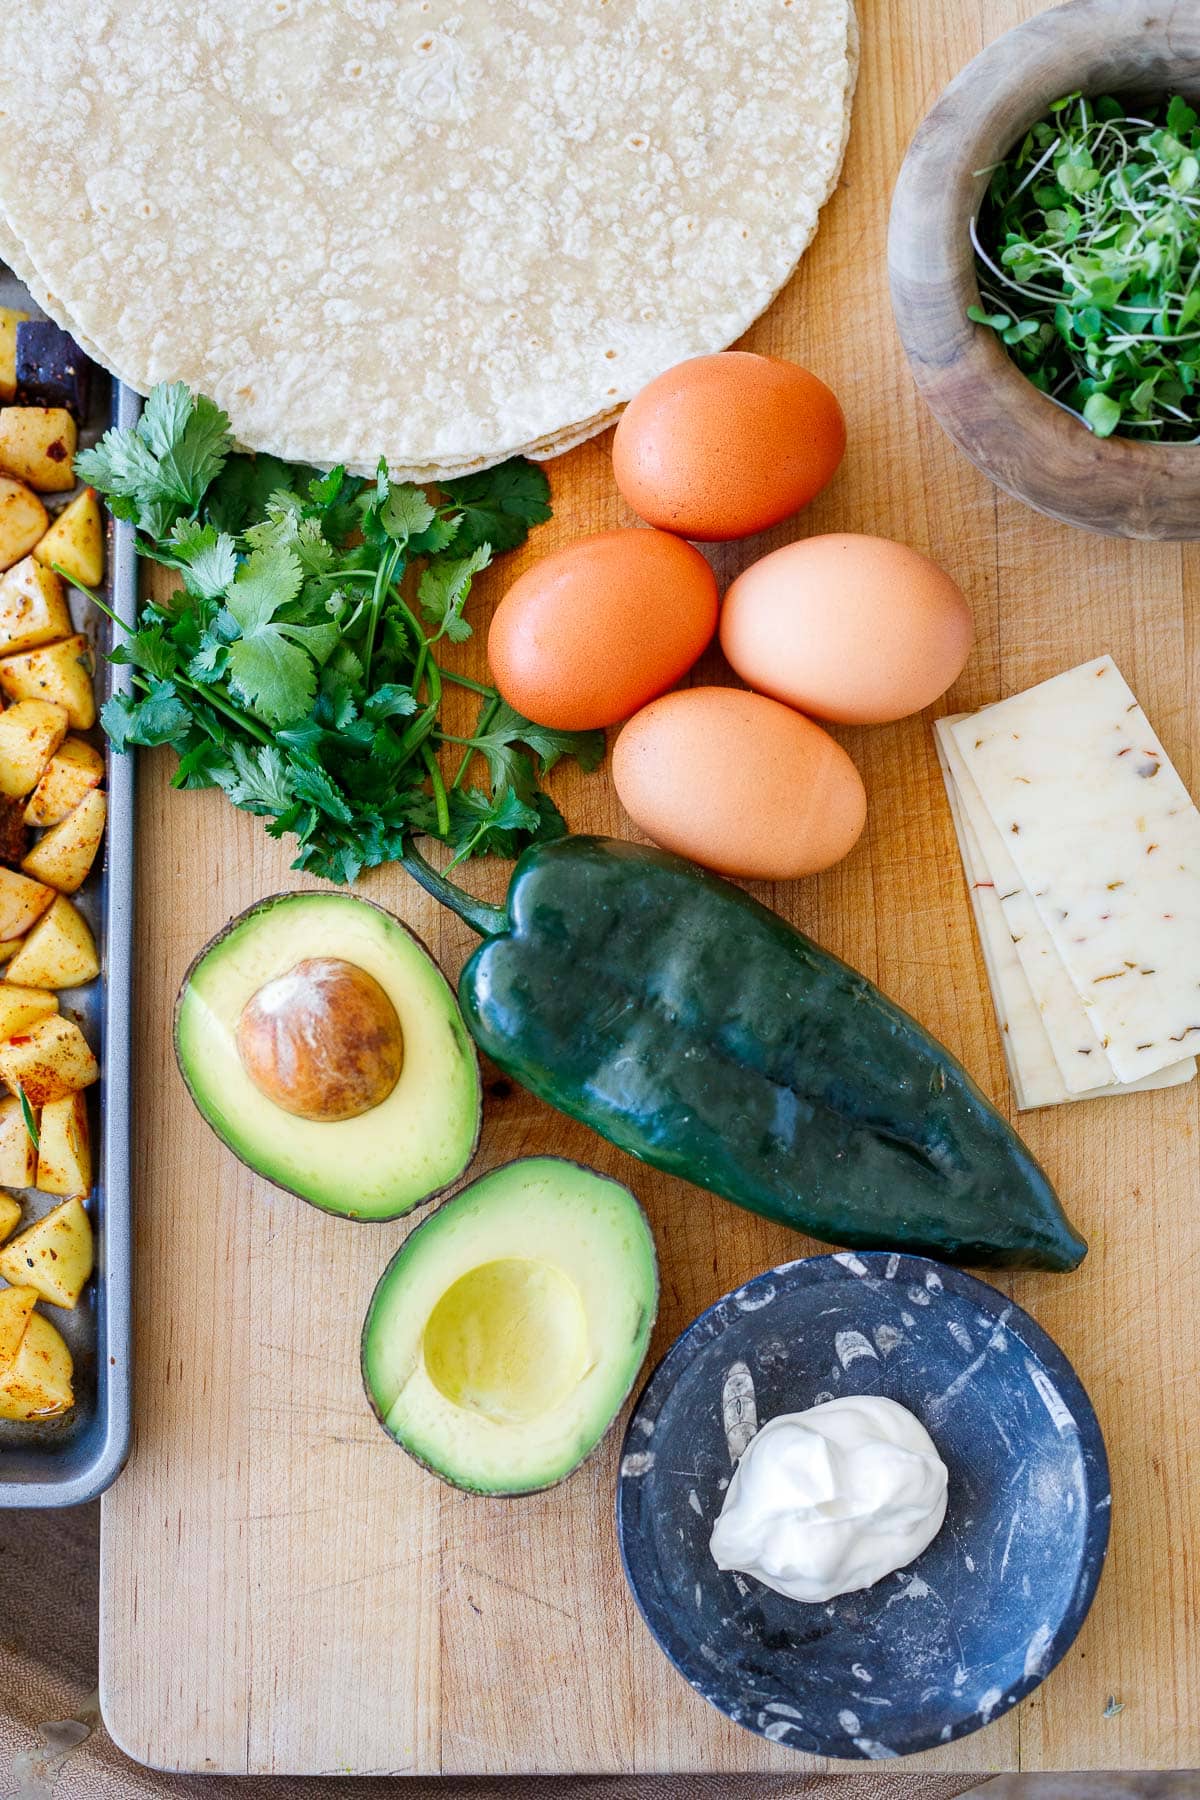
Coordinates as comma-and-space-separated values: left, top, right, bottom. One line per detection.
709, 1396, 948, 1603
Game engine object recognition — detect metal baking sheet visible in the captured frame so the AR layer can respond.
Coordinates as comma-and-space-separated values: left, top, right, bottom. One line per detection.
0, 261, 135, 1506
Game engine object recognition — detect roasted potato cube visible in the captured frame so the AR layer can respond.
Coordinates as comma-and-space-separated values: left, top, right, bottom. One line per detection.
0, 1012, 98, 1104
0, 985, 58, 1038
24, 736, 103, 828
0, 407, 77, 493
0, 698, 69, 797
0, 555, 72, 654
21, 789, 105, 894
0, 636, 95, 729
0, 1195, 93, 1305
5, 895, 98, 990
0, 1308, 73, 1418
0, 309, 31, 405
0, 865, 54, 940
0, 1095, 38, 1187
0, 1191, 20, 1243
0, 476, 48, 573
0, 937, 23, 968
15, 321, 91, 420
0, 1281, 37, 1368
36, 1092, 90, 1199
33, 487, 104, 590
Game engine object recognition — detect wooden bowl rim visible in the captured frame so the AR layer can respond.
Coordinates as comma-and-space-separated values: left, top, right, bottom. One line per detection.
888, 0, 1200, 536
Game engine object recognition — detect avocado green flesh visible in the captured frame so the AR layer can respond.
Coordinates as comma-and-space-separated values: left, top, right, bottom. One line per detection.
175, 893, 481, 1219
362, 1157, 659, 1494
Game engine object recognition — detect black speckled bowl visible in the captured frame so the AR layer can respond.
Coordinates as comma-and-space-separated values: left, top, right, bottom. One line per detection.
616, 1253, 1110, 1761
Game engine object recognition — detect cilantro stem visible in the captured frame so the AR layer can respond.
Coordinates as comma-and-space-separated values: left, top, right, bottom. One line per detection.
421, 745, 451, 839
451, 694, 501, 791
190, 682, 274, 747
440, 670, 499, 699
362, 542, 404, 689
57, 564, 274, 745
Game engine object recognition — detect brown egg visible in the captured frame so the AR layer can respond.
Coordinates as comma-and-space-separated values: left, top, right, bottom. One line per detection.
720, 534, 973, 725
611, 352, 846, 541
487, 528, 718, 729
612, 687, 866, 881
236, 958, 404, 1122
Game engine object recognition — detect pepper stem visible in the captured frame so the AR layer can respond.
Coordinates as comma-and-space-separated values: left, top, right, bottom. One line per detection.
401, 843, 508, 939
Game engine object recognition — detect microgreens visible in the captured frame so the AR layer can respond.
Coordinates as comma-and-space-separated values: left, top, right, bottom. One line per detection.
969, 92, 1200, 440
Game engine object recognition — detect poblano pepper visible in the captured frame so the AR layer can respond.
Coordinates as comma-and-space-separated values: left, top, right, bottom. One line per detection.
403, 835, 1085, 1272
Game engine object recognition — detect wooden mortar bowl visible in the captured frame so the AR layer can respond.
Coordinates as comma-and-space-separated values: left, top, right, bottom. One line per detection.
888, 0, 1200, 539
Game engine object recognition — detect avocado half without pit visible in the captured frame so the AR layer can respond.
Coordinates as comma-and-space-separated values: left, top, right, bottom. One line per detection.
362, 1157, 659, 1495
175, 892, 482, 1219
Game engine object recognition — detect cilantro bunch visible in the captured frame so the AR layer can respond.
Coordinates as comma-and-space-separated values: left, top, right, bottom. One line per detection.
970, 93, 1200, 440
73, 384, 602, 885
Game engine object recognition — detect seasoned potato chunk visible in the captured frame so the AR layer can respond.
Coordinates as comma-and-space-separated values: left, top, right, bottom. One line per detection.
0, 1191, 20, 1242
0, 1012, 99, 1104
35, 1092, 91, 1199
34, 486, 104, 590
0, 407, 77, 493
5, 895, 98, 989
0, 1195, 93, 1305
0, 698, 69, 797
0, 635, 96, 729
0, 1095, 38, 1187
0, 865, 54, 940
0, 1281, 37, 1368
0, 555, 72, 655
0, 476, 48, 574
0, 1309, 73, 1418
0, 309, 31, 405
24, 736, 103, 827
22, 789, 106, 893
0, 984, 57, 1038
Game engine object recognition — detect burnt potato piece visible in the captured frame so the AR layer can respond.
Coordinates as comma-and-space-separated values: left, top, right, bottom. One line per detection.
0, 796, 31, 868
14, 322, 91, 420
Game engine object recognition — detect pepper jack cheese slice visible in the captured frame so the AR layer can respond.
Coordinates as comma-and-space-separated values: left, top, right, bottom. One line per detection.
935, 723, 1195, 1110
948, 657, 1200, 1083
937, 720, 1115, 1093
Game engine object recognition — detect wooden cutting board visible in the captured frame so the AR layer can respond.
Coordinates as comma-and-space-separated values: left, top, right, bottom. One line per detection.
99, 0, 1199, 1773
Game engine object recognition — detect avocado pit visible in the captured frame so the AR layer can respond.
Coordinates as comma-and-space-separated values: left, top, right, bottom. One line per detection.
235, 956, 404, 1123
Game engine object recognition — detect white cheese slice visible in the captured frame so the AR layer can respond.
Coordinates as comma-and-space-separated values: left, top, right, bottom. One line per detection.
936, 721, 1117, 1092
935, 724, 1196, 1109
948, 656, 1200, 1083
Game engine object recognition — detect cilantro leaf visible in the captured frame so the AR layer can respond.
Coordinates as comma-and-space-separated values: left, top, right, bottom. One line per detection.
211, 743, 295, 815
379, 482, 436, 542
102, 679, 192, 748
168, 519, 239, 600
440, 459, 552, 553
467, 701, 605, 778
206, 452, 318, 536
77, 382, 232, 534
417, 544, 491, 642
226, 635, 317, 726
225, 544, 304, 631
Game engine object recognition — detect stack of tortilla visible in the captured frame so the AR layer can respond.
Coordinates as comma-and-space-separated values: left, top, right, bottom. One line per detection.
0, 0, 856, 479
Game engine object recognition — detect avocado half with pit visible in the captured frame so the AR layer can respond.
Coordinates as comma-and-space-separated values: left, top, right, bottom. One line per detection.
362, 1157, 659, 1494
175, 891, 481, 1219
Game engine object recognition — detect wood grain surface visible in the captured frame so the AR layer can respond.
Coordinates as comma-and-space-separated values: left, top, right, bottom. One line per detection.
99, 0, 1199, 1774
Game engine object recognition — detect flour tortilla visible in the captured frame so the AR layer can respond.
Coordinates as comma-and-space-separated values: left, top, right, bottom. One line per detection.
0, 1, 856, 480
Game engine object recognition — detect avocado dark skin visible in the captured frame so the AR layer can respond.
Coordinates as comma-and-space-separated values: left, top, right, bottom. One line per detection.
403, 835, 1086, 1272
